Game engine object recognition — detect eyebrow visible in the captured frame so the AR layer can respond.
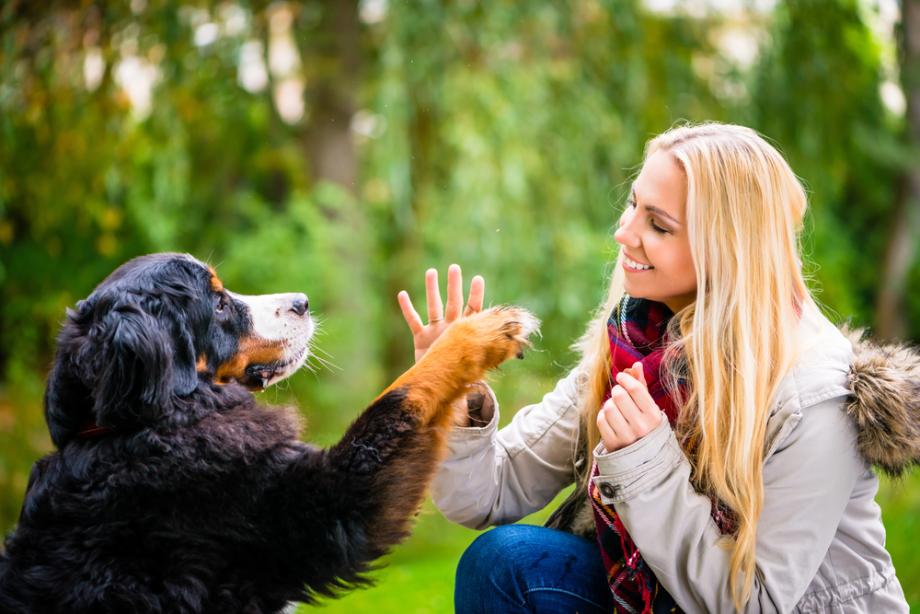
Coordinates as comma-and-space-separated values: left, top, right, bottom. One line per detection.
631, 188, 682, 227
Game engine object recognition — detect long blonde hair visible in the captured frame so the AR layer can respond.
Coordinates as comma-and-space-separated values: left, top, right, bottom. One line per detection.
576, 122, 814, 610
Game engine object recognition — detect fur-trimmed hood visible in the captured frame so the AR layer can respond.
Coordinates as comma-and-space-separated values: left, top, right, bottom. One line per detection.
843, 327, 920, 477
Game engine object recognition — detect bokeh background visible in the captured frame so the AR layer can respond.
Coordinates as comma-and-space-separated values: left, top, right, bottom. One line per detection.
1, 0, 918, 610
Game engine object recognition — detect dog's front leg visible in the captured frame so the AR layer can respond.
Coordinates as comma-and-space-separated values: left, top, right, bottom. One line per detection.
376, 306, 539, 429
258, 307, 537, 602
325, 307, 539, 572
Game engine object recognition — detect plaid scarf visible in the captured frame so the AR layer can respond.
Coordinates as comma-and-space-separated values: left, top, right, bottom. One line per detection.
588, 294, 737, 614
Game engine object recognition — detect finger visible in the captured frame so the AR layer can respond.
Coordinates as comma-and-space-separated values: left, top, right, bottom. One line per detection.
397, 291, 424, 335
596, 403, 619, 450
445, 264, 463, 321
616, 372, 657, 415
611, 384, 643, 425
464, 275, 485, 316
633, 361, 647, 386
604, 398, 635, 443
425, 268, 444, 323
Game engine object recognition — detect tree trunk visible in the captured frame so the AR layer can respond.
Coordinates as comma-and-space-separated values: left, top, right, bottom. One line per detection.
301, 0, 361, 196
876, 0, 920, 341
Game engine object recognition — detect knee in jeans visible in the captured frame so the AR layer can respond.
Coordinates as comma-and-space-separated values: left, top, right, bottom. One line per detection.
457, 525, 534, 586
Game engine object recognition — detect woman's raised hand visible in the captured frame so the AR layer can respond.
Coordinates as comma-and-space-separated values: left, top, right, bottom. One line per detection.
398, 264, 485, 362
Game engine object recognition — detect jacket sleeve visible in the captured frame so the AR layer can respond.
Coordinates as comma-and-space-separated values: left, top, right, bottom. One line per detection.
592, 395, 866, 613
430, 369, 585, 529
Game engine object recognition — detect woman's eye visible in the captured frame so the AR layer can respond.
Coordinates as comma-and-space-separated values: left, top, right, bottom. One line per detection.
626, 198, 667, 234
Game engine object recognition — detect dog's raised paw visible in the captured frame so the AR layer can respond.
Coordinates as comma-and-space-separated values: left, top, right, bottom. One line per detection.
448, 306, 540, 371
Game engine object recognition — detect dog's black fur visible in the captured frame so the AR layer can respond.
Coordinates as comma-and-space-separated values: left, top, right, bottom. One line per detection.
0, 253, 533, 613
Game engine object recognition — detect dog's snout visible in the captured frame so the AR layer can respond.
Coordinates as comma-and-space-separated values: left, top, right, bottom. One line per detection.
289, 295, 309, 317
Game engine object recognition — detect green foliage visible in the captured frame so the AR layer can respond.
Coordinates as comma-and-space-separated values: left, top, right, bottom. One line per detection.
750, 0, 907, 321
0, 0, 917, 608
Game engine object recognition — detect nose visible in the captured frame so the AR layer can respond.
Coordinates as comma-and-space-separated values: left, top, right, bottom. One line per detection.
289, 294, 309, 316
614, 210, 640, 248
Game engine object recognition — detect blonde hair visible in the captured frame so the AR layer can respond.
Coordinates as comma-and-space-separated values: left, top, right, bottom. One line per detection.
575, 122, 814, 610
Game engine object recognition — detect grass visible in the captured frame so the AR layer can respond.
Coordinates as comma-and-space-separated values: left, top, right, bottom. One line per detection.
300, 495, 567, 614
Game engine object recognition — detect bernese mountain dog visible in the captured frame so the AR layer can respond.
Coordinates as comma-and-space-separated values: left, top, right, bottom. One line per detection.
0, 253, 537, 613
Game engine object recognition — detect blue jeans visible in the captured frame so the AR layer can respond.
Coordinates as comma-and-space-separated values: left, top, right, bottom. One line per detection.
454, 524, 613, 614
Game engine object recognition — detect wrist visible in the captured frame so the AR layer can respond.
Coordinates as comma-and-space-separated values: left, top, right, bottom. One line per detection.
464, 381, 494, 426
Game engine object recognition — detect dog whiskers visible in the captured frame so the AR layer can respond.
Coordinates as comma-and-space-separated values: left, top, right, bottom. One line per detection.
305, 340, 341, 374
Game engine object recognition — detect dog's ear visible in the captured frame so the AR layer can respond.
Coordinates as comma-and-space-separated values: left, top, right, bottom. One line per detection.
88, 299, 199, 429
45, 282, 202, 446
92, 302, 172, 426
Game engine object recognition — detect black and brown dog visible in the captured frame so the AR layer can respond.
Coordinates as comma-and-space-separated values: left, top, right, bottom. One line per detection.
0, 253, 537, 613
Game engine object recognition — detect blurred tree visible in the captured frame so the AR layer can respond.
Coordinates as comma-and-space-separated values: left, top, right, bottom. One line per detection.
877, 0, 920, 340
750, 0, 904, 326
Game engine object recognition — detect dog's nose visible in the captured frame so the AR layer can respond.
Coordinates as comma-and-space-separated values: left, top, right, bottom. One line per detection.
289, 295, 309, 316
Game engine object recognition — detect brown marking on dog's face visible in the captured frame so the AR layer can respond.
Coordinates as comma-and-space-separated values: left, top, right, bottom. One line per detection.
196, 354, 208, 373
208, 267, 224, 293
214, 336, 287, 385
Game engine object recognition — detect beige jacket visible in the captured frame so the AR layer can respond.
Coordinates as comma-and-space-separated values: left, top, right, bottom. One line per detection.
432, 304, 916, 612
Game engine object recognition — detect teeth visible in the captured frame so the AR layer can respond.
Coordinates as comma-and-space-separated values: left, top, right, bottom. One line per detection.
625, 256, 653, 270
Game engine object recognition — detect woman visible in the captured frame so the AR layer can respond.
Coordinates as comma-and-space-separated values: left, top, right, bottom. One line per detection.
397, 123, 915, 612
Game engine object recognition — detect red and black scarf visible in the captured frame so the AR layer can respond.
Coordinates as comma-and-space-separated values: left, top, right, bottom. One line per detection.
588, 294, 736, 613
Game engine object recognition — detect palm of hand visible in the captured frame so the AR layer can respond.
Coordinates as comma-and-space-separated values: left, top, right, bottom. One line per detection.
411, 320, 451, 362
398, 265, 485, 362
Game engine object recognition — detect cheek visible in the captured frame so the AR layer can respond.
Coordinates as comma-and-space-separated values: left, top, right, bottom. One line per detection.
197, 326, 240, 373
646, 236, 685, 266
664, 242, 695, 281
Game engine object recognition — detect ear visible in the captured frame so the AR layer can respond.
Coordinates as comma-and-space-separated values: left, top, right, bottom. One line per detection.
90, 301, 198, 428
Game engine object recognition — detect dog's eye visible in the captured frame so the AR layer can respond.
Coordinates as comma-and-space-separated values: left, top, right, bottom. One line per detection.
216, 295, 227, 314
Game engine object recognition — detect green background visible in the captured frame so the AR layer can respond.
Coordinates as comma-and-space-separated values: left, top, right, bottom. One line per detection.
1, 0, 918, 610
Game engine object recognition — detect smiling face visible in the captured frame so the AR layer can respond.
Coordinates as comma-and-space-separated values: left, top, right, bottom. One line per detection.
613, 149, 697, 313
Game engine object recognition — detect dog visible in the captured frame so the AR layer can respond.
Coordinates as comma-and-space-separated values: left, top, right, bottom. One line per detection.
0, 253, 537, 613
